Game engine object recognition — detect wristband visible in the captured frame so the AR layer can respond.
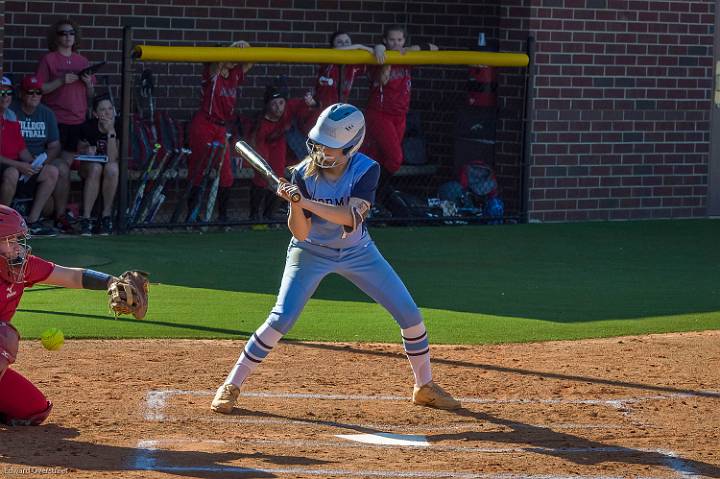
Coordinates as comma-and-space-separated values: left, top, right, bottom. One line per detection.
82, 269, 112, 290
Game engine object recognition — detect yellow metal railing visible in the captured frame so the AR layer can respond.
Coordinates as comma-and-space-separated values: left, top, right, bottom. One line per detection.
133, 46, 529, 67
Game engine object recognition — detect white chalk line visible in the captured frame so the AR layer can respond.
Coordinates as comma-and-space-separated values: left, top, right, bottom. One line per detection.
140, 437, 684, 456
143, 388, 701, 421
151, 413, 645, 433
661, 450, 704, 479
134, 439, 693, 479
132, 439, 674, 479
138, 389, 704, 478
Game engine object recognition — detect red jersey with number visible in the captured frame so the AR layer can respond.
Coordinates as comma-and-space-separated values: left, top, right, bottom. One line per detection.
366, 65, 412, 116
315, 64, 366, 107
0, 256, 55, 323
199, 64, 245, 123
0, 118, 27, 161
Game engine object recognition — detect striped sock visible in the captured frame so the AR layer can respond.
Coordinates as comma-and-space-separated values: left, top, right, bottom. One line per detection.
226, 322, 283, 388
402, 322, 432, 387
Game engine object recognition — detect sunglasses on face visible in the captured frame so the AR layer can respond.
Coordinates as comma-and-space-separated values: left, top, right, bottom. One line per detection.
57, 30, 76, 36
0, 90, 14, 97
24, 89, 42, 96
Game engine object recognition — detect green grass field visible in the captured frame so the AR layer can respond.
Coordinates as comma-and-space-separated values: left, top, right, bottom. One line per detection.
13, 220, 720, 344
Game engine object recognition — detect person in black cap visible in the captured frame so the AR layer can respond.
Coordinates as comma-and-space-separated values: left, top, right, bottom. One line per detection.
247, 80, 316, 222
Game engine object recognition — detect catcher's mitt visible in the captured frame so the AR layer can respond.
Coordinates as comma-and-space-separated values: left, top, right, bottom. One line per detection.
108, 271, 149, 320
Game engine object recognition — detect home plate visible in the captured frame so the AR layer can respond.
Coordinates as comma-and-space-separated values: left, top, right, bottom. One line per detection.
336, 433, 430, 447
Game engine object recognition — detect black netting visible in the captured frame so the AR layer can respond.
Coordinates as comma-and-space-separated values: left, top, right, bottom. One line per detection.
125, 53, 527, 230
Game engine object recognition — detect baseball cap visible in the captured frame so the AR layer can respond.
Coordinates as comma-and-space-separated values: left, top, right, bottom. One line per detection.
1, 76, 11, 86
21, 75, 43, 92
263, 85, 288, 104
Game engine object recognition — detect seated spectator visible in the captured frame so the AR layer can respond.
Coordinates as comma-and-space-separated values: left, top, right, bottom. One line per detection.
0, 78, 59, 236
249, 83, 316, 221
74, 95, 119, 236
36, 19, 95, 233
2, 77, 17, 121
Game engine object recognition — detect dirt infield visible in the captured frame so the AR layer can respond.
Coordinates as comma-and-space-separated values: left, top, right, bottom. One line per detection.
1, 331, 718, 478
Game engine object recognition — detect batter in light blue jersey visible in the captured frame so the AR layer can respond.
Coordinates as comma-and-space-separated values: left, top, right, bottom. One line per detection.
211, 103, 460, 412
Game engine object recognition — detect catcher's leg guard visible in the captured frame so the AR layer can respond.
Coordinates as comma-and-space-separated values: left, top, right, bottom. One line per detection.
2, 401, 53, 426
0, 369, 53, 425
0, 322, 20, 382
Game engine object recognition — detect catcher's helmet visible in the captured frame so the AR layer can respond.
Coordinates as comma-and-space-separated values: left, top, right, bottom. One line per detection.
0, 205, 30, 284
307, 103, 365, 168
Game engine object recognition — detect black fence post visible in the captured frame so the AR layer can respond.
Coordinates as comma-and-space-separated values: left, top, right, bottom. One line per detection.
519, 36, 535, 223
118, 26, 133, 234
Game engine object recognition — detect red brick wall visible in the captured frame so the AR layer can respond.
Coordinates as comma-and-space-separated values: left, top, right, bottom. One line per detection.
526, 0, 714, 222
3, 1, 714, 223
3, 1, 521, 210
0, 1, 5, 76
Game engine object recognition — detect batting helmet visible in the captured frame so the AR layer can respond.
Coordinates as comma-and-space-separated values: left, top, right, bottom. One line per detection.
307, 103, 365, 168
0, 205, 31, 284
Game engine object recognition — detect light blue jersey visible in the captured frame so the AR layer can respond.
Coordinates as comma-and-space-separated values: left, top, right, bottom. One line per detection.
261, 151, 422, 336
291, 152, 380, 249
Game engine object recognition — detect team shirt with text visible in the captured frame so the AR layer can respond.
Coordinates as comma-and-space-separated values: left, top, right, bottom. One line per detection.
366, 65, 412, 116
291, 153, 380, 249
200, 64, 245, 123
10, 102, 60, 157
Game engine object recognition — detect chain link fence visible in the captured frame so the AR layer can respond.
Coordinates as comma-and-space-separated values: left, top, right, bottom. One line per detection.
123, 49, 527, 231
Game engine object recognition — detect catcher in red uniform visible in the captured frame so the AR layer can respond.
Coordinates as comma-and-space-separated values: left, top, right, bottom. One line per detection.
0, 205, 148, 426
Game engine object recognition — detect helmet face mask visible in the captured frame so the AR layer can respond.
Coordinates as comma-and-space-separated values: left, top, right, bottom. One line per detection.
0, 205, 31, 283
307, 103, 365, 169
306, 139, 341, 169
0, 233, 31, 284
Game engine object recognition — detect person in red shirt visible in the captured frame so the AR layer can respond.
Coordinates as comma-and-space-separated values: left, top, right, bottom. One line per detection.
304, 32, 372, 131
0, 79, 59, 236
0, 205, 131, 426
36, 19, 96, 233
293, 31, 375, 144
361, 25, 437, 203
186, 41, 253, 223
249, 84, 316, 221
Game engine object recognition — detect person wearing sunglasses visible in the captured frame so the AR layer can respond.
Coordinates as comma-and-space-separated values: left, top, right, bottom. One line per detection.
36, 19, 95, 234
0, 78, 59, 237
1, 77, 17, 122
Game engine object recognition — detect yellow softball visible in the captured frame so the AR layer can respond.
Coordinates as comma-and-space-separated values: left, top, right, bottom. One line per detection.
41, 328, 64, 351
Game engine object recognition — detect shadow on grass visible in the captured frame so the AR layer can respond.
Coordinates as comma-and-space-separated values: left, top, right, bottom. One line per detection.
29, 223, 720, 323
16, 309, 253, 338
